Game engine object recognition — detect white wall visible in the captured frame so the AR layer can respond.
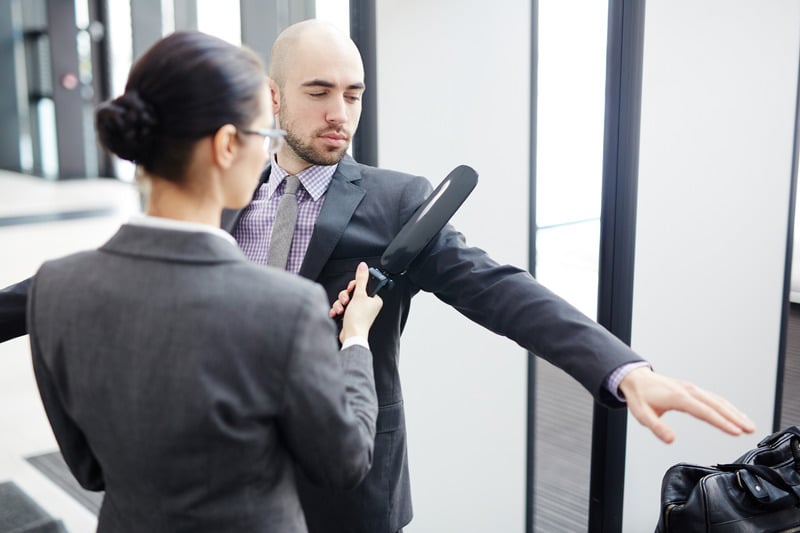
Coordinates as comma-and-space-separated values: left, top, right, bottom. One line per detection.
623, 1, 800, 531
375, 1, 531, 531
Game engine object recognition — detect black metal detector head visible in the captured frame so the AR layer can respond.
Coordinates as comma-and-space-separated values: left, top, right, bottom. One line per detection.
367, 165, 479, 296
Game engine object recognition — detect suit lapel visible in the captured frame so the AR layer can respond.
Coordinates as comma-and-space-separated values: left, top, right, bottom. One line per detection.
220, 208, 242, 234
299, 158, 365, 281
220, 167, 270, 233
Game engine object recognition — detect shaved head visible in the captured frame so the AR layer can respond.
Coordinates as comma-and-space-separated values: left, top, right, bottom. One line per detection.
269, 19, 363, 88
266, 19, 366, 173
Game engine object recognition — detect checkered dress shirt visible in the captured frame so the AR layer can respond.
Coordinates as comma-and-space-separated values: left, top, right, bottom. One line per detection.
233, 160, 337, 274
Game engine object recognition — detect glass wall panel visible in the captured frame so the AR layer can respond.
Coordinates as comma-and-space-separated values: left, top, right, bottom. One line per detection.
534, 2, 608, 531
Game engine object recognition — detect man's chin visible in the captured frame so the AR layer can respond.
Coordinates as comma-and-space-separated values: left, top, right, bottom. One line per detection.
288, 140, 349, 167
315, 148, 348, 166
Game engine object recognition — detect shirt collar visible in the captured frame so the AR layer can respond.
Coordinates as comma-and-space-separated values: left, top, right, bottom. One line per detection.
268, 154, 337, 201
127, 215, 238, 247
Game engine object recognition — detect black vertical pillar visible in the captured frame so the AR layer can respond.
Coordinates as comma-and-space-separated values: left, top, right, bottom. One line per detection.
172, 0, 197, 31
241, 0, 285, 64
588, 1, 646, 532
349, 0, 377, 167
241, 0, 315, 69
88, 0, 112, 177
45, 0, 91, 178
525, 1, 539, 532
173, 0, 198, 31
130, 0, 162, 60
288, 0, 315, 27
775, 42, 800, 431
21, 1, 47, 177
0, 0, 28, 172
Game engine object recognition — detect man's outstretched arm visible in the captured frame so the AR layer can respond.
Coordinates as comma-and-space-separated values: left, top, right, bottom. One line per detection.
0, 278, 31, 341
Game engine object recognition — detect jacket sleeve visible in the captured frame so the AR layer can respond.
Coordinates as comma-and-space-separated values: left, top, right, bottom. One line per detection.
278, 284, 378, 489
0, 277, 31, 342
400, 176, 644, 407
27, 274, 105, 491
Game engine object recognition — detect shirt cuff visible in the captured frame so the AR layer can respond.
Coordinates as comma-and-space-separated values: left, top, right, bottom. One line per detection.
605, 361, 652, 402
341, 336, 370, 351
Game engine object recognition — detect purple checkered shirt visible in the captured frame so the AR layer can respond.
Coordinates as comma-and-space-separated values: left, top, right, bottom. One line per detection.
233, 158, 337, 274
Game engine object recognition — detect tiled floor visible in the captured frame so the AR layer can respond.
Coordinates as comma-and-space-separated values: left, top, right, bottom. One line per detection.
0, 171, 141, 532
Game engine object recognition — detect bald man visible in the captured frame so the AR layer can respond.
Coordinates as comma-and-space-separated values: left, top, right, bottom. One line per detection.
222, 20, 754, 533
1, 20, 754, 533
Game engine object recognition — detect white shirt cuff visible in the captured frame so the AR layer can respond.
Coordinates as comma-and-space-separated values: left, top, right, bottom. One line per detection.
341, 336, 370, 351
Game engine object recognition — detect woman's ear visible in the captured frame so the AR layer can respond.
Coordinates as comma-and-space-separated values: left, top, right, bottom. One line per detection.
212, 124, 239, 169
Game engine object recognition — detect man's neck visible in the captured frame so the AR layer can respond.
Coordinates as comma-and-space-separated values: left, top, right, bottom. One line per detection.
274, 150, 313, 175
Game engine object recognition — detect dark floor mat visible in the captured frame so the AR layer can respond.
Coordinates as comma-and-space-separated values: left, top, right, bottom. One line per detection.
25, 453, 102, 516
0, 480, 68, 532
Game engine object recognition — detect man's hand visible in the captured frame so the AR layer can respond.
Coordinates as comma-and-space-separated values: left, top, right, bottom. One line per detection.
619, 366, 756, 444
339, 262, 383, 344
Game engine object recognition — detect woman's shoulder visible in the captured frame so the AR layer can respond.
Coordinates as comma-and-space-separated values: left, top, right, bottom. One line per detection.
34, 250, 102, 282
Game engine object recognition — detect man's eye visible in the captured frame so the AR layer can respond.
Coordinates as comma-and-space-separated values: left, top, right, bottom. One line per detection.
309, 92, 326, 97
346, 95, 361, 102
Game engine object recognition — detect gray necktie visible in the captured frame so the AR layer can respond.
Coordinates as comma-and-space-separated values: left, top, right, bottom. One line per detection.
267, 175, 301, 269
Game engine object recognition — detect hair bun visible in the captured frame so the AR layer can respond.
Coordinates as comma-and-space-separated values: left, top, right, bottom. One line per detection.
95, 90, 158, 163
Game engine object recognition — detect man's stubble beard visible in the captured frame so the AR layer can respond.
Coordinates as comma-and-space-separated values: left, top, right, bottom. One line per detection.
283, 128, 349, 167
279, 98, 352, 167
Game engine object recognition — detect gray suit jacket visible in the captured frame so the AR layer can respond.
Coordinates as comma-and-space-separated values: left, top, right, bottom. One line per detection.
221, 155, 646, 533
28, 224, 378, 533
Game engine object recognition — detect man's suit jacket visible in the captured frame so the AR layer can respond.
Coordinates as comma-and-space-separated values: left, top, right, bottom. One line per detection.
221, 155, 646, 533
28, 224, 378, 533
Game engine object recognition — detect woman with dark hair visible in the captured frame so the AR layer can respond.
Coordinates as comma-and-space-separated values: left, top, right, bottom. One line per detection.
27, 31, 382, 533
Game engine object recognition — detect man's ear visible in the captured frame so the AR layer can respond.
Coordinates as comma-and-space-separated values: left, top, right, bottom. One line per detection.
268, 77, 280, 116
212, 124, 238, 169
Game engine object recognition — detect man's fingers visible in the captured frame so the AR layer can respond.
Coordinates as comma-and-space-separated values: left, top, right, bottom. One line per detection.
680, 385, 753, 435
658, 383, 745, 436
337, 278, 359, 306
330, 301, 345, 317
647, 415, 676, 445
627, 399, 676, 444
699, 389, 755, 432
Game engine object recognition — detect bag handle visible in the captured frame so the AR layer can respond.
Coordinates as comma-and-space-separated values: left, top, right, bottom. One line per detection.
758, 425, 800, 447
716, 463, 800, 503
755, 426, 800, 466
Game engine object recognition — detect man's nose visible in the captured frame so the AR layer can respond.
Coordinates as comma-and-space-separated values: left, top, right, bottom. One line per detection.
325, 96, 348, 124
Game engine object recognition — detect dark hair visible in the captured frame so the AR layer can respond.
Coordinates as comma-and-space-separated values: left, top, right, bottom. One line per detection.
95, 31, 265, 181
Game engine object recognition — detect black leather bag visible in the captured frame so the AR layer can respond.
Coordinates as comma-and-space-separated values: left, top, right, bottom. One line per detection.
655, 426, 800, 532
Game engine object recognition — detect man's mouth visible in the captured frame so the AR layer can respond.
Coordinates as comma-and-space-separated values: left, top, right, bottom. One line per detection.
319, 131, 349, 147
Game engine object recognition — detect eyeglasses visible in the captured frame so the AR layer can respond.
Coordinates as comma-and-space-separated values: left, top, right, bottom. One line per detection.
239, 128, 286, 154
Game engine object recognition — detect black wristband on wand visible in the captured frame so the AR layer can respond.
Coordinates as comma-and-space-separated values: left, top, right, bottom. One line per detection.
367, 165, 479, 296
